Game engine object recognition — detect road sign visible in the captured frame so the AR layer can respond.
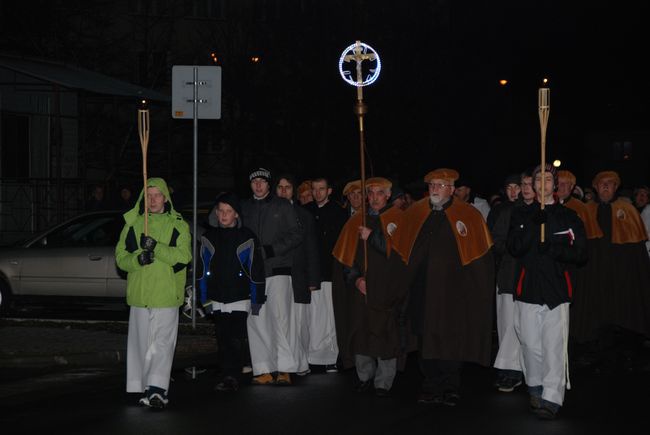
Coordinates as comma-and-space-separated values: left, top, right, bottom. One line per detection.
171, 66, 221, 119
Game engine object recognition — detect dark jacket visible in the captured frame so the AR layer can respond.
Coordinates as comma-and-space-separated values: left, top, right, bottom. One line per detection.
198, 222, 266, 306
488, 199, 523, 293
305, 200, 348, 282
241, 195, 304, 277
291, 203, 321, 303
507, 201, 587, 309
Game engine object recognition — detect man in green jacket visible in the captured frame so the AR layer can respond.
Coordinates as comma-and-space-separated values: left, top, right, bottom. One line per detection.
115, 177, 192, 409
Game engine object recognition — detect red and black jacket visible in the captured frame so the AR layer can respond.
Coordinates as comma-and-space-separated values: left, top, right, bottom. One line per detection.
507, 201, 587, 309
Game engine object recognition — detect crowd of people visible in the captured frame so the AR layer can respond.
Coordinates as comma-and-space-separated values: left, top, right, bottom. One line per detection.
113, 166, 650, 420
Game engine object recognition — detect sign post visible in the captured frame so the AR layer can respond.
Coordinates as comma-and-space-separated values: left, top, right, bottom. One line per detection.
171, 65, 221, 378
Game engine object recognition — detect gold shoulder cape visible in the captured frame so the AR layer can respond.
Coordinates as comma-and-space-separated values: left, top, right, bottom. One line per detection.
332, 207, 403, 268
392, 197, 493, 266
564, 197, 600, 239
584, 199, 647, 244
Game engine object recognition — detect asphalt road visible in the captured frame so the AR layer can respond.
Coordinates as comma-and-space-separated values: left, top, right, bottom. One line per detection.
1, 342, 649, 434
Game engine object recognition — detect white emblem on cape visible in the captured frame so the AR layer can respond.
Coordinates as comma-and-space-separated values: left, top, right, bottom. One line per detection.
616, 208, 626, 220
456, 220, 468, 237
386, 222, 397, 236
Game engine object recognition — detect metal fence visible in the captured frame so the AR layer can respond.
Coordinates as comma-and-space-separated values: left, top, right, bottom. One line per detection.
0, 178, 86, 245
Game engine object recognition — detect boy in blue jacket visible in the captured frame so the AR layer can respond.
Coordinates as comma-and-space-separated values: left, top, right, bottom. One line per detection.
199, 192, 266, 392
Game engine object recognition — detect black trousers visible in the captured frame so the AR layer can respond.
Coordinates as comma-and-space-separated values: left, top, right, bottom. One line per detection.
213, 311, 248, 379
419, 358, 462, 395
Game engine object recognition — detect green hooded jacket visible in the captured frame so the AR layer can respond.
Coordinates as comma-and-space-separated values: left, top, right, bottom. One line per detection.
115, 178, 192, 308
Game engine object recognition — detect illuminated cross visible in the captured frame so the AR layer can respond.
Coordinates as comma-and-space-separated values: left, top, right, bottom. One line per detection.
344, 41, 377, 89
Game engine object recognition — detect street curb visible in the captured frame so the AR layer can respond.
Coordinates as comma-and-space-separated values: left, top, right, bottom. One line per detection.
0, 350, 219, 370
0, 350, 125, 369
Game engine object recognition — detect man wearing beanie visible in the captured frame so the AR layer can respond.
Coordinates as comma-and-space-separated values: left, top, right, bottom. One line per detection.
487, 173, 521, 229
570, 170, 650, 363
487, 173, 526, 393
199, 192, 266, 392
454, 176, 491, 221
507, 163, 587, 419
242, 168, 306, 386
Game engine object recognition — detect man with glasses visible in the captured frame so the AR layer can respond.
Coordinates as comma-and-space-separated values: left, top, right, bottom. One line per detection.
393, 168, 494, 406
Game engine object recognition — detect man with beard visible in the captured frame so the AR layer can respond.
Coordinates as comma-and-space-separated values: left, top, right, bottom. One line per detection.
332, 177, 407, 396
570, 171, 650, 363
305, 177, 348, 372
392, 168, 494, 406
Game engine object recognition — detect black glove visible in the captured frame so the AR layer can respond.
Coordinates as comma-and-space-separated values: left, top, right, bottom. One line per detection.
531, 209, 547, 225
251, 303, 262, 316
140, 234, 157, 251
137, 250, 155, 266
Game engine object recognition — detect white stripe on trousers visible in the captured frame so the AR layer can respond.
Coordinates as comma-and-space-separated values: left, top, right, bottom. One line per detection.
126, 306, 179, 393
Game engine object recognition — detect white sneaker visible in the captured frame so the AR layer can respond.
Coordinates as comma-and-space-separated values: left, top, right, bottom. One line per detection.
241, 365, 253, 374
296, 368, 311, 376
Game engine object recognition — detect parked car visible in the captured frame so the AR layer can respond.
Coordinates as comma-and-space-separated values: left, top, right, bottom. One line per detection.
0, 208, 208, 314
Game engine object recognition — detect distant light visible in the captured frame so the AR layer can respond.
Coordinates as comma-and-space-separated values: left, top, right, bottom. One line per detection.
210, 52, 219, 63
251, 56, 260, 63
542, 77, 549, 85
553, 159, 561, 167
499, 79, 508, 86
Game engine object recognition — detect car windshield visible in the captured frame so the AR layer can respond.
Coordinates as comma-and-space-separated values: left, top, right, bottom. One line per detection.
36, 214, 123, 248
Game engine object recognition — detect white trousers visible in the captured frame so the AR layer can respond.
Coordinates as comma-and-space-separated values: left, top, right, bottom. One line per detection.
126, 306, 179, 393
247, 275, 309, 375
355, 354, 397, 390
514, 301, 571, 406
493, 289, 522, 371
307, 281, 339, 365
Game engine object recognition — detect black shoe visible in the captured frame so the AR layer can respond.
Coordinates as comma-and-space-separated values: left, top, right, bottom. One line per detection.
215, 376, 239, 392
374, 387, 391, 398
354, 379, 373, 393
417, 392, 443, 404
534, 405, 558, 420
325, 364, 338, 373
529, 395, 542, 412
533, 399, 559, 420
148, 393, 168, 410
496, 377, 522, 393
442, 391, 461, 407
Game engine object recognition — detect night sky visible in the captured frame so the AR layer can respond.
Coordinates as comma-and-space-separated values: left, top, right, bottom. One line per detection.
1, 1, 649, 198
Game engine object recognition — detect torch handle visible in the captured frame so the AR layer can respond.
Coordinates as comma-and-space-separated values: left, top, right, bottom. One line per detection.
138, 109, 150, 236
